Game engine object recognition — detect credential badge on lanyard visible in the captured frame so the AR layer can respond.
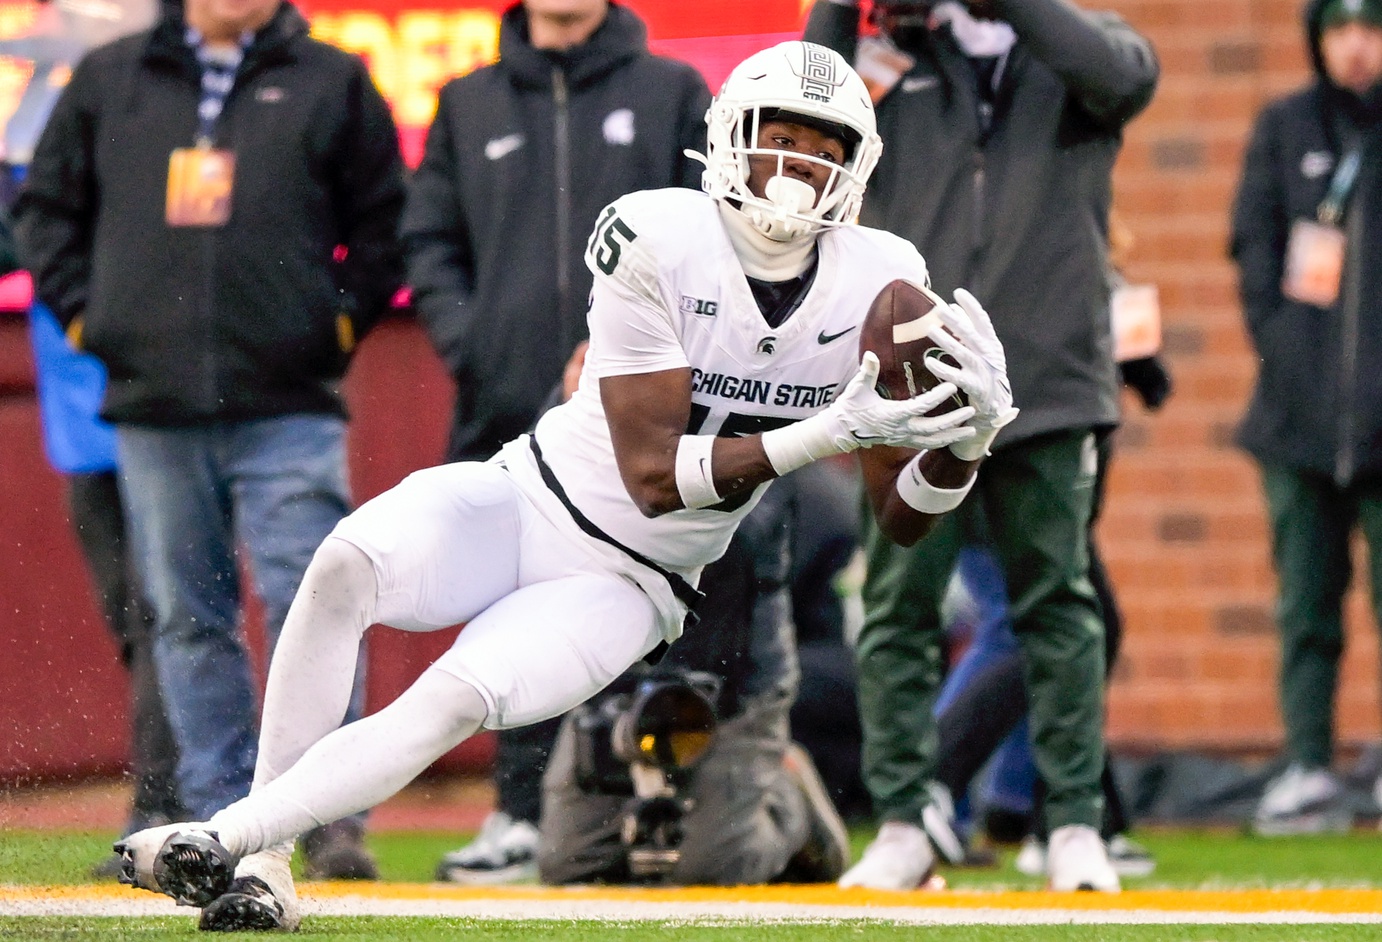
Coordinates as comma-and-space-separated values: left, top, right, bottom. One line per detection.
166, 145, 235, 227
166, 33, 244, 227
1282, 149, 1359, 307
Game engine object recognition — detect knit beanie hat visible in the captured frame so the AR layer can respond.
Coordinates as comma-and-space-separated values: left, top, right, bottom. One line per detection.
1321, 0, 1382, 30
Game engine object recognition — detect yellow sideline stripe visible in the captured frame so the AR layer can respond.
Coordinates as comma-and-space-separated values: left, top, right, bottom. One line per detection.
7, 884, 1382, 915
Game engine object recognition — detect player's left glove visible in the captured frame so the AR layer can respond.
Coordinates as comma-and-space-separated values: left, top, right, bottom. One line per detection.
926, 288, 1019, 461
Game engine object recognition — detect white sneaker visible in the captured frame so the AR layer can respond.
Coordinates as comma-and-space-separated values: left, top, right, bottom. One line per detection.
838, 821, 937, 891
199, 847, 301, 932
1253, 763, 1352, 836
435, 812, 540, 884
1013, 835, 1046, 877
1046, 824, 1120, 892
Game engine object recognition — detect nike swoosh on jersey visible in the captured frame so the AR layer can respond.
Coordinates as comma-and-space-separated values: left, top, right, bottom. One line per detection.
818, 325, 857, 345
901, 76, 939, 93
485, 133, 525, 161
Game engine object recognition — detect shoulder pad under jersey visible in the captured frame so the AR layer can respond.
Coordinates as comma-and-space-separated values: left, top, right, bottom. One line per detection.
827, 223, 932, 289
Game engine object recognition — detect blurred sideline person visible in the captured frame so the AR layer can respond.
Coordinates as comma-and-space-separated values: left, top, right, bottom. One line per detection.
783, 456, 870, 822
14, 0, 407, 882
112, 41, 1013, 931
399, 0, 710, 881
0, 0, 181, 876
806, 0, 1157, 892
1230, 0, 1382, 835
27, 303, 185, 873
931, 213, 1171, 878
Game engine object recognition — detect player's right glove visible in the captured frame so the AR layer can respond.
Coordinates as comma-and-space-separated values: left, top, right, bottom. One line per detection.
760, 351, 977, 475
928, 289, 1019, 461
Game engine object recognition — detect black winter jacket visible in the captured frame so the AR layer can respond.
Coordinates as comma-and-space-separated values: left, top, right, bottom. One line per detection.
400, 2, 710, 462
806, 0, 1157, 448
15, 2, 406, 426
1230, 0, 1382, 485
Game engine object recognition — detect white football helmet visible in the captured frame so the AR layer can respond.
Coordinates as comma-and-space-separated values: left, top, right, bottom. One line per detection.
698, 41, 883, 240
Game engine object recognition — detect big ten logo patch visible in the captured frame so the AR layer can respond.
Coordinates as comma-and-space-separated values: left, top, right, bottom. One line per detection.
796, 43, 842, 103
680, 296, 718, 316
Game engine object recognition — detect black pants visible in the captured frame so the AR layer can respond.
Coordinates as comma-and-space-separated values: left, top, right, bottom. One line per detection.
493, 719, 564, 824
68, 471, 182, 829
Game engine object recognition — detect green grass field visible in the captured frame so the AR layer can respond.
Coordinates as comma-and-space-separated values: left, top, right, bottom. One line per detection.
6, 827, 1382, 941
7, 827, 1382, 890
4, 918, 1382, 942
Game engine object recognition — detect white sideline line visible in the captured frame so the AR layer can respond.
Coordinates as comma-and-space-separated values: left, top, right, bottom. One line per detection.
4, 895, 1382, 924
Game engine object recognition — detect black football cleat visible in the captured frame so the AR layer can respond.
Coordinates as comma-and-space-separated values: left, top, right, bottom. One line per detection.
198, 876, 289, 932
152, 831, 239, 907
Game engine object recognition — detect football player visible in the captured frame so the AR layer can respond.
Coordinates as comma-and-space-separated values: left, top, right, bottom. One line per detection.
112, 41, 1015, 929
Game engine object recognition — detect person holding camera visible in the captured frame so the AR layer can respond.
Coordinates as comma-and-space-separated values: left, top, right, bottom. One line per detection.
537, 475, 848, 885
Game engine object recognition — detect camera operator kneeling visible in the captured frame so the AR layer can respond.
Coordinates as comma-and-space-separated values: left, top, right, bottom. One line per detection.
536, 481, 850, 886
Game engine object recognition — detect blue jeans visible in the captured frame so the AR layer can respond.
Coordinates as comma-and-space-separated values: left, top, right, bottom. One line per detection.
937, 546, 1036, 826
117, 415, 360, 819
936, 547, 1018, 716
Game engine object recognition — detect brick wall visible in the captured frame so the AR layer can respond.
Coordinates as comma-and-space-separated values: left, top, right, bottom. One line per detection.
1100, 0, 1379, 754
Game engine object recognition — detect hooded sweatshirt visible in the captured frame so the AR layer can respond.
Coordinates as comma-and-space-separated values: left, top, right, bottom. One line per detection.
1231, 0, 1382, 484
400, 2, 710, 462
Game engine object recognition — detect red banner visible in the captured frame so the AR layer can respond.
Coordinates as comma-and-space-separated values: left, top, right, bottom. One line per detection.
300, 0, 811, 162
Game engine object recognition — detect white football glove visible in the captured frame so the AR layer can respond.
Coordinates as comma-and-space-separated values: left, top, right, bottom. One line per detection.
760, 352, 977, 475
926, 288, 1019, 461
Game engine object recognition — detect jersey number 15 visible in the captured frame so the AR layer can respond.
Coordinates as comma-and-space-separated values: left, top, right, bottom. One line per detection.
589, 207, 637, 276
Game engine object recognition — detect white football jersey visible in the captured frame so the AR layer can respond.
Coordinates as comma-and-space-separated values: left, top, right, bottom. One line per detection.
505, 188, 929, 631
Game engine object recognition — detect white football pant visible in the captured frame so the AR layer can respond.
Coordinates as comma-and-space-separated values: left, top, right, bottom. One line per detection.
206, 461, 661, 857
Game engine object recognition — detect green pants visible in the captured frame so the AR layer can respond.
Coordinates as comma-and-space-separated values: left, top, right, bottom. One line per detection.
1260, 463, 1382, 769
856, 430, 1107, 831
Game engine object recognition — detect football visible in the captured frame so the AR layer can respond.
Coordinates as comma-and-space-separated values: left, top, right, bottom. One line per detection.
860, 279, 969, 414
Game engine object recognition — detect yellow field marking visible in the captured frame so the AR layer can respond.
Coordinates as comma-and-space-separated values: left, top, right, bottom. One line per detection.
7, 883, 1382, 916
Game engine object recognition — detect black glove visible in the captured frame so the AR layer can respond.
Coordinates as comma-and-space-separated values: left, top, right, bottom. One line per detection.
1119, 355, 1173, 411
